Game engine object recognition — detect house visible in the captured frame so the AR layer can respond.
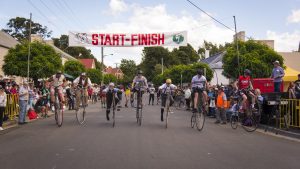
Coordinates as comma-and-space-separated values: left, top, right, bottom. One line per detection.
31, 34, 77, 65
0, 31, 20, 77
79, 59, 96, 69
104, 66, 124, 79
279, 51, 300, 90
201, 52, 229, 85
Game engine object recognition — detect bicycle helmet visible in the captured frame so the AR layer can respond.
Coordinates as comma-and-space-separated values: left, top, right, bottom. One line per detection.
137, 70, 143, 74
197, 69, 203, 75
81, 72, 86, 76
244, 69, 251, 75
109, 82, 115, 87
166, 79, 172, 84
57, 70, 62, 74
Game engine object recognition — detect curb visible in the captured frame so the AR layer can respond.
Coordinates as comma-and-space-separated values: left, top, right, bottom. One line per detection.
257, 124, 300, 140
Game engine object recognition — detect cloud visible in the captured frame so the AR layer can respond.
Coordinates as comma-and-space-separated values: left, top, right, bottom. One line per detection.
266, 30, 300, 52
287, 9, 300, 24
92, 3, 234, 66
106, 0, 128, 16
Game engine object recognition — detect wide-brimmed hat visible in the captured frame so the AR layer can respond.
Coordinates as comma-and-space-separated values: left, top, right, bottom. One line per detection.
273, 60, 280, 65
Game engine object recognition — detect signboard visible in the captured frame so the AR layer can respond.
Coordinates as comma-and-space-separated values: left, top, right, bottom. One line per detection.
68, 31, 187, 47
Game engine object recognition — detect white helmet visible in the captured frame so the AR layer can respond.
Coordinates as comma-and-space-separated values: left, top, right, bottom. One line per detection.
109, 82, 115, 87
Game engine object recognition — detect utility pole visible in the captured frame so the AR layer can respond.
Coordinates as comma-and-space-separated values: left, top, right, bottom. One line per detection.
27, 13, 32, 82
101, 46, 104, 85
233, 16, 240, 76
161, 57, 164, 74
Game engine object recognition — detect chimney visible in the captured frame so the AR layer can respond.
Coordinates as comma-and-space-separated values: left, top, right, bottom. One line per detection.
205, 50, 210, 58
233, 31, 245, 42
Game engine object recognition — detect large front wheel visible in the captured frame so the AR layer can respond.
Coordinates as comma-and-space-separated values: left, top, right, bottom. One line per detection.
242, 116, 257, 132
195, 112, 205, 131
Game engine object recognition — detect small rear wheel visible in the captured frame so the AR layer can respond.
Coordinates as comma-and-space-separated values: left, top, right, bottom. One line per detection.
230, 114, 238, 129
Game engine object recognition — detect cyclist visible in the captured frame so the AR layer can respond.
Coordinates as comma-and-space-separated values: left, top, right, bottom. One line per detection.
103, 83, 120, 121
233, 69, 255, 112
73, 72, 92, 110
191, 69, 208, 113
132, 70, 148, 106
159, 79, 177, 121
48, 71, 66, 106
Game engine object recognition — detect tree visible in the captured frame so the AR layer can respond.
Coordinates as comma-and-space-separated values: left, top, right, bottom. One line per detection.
53, 35, 103, 69
3, 41, 62, 80
120, 59, 137, 84
152, 63, 213, 86
222, 40, 284, 79
64, 60, 86, 78
198, 40, 227, 59
87, 69, 102, 84
2, 17, 52, 41
103, 74, 117, 84
140, 46, 170, 81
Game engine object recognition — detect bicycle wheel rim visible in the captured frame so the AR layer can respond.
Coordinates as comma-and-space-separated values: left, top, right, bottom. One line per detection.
242, 116, 257, 132
230, 115, 238, 129
113, 109, 115, 127
196, 112, 205, 131
57, 109, 63, 127
165, 108, 169, 128
76, 108, 85, 125
191, 114, 196, 128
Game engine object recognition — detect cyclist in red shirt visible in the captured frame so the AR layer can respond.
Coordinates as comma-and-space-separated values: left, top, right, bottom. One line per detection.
234, 69, 255, 111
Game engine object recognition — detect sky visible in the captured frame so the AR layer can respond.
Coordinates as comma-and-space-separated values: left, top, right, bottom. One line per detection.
1, 0, 300, 67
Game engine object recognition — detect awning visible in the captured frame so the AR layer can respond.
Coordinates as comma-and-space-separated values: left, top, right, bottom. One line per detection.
283, 67, 300, 82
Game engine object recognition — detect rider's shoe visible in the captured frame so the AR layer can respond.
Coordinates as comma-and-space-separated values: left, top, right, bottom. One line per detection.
192, 108, 197, 113
106, 110, 110, 121
161, 109, 164, 122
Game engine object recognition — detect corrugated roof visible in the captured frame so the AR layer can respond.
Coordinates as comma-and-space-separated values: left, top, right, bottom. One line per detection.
279, 52, 300, 72
201, 52, 225, 69
79, 59, 95, 69
0, 31, 19, 48
44, 40, 77, 61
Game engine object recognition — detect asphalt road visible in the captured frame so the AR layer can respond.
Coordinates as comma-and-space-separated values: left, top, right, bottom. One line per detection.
0, 95, 300, 169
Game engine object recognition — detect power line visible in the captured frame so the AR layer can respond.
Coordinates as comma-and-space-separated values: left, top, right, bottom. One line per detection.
61, 0, 89, 31
39, 0, 73, 30
27, 0, 65, 33
186, 0, 252, 40
186, 0, 234, 32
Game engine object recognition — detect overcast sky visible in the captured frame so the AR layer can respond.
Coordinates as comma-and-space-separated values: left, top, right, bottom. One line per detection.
1, 0, 300, 66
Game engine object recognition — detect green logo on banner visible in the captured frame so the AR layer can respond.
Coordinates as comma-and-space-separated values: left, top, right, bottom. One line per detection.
172, 34, 184, 44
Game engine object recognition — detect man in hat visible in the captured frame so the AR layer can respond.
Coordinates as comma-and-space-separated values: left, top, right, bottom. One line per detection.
73, 72, 92, 110
18, 80, 29, 124
48, 71, 66, 106
271, 60, 285, 92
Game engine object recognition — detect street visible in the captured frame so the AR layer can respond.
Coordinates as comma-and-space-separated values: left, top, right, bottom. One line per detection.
0, 96, 300, 169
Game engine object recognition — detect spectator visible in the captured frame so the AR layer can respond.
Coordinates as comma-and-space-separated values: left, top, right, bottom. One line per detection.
207, 87, 216, 117
215, 86, 227, 124
28, 83, 35, 110
88, 86, 93, 100
184, 86, 191, 110
271, 60, 285, 92
10, 84, 18, 94
18, 81, 29, 125
226, 99, 238, 121
124, 85, 131, 107
294, 74, 300, 99
35, 94, 49, 118
148, 84, 155, 105
0, 85, 7, 130
287, 82, 296, 99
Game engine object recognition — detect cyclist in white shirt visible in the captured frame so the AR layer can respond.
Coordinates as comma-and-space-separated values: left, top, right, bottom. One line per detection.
148, 84, 155, 105
48, 71, 66, 104
73, 72, 92, 110
191, 69, 208, 113
159, 79, 177, 121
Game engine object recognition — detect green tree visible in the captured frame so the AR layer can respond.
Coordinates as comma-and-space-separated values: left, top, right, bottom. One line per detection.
3, 41, 62, 80
87, 69, 102, 84
152, 63, 213, 86
64, 60, 86, 78
2, 17, 52, 41
103, 74, 117, 84
222, 40, 284, 79
120, 59, 137, 84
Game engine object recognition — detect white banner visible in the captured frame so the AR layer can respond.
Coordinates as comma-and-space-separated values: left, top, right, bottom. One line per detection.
68, 31, 187, 47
